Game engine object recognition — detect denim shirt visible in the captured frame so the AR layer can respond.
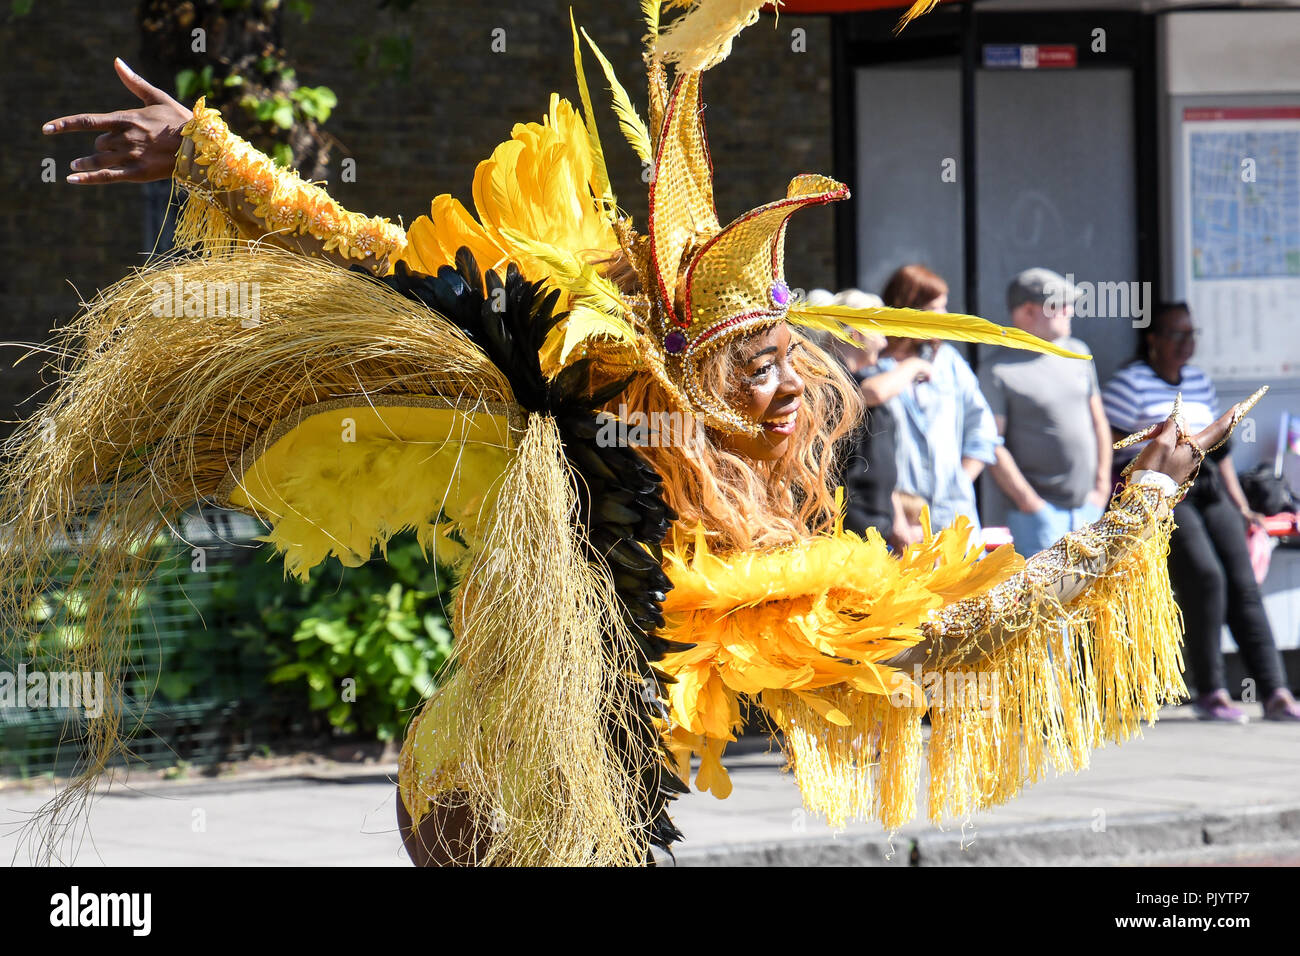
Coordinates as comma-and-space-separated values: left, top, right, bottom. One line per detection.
872, 344, 1001, 533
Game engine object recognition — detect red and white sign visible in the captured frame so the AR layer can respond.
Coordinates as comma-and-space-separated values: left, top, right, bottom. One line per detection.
1183, 106, 1300, 122
1035, 44, 1077, 68
983, 43, 1077, 69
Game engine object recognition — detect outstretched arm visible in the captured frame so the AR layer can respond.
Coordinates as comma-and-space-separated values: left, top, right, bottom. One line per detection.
44, 59, 191, 184
886, 402, 1241, 671
43, 59, 405, 275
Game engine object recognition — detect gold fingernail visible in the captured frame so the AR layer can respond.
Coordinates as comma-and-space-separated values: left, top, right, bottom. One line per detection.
1208, 384, 1269, 453
1113, 423, 1159, 450
1237, 384, 1268, 418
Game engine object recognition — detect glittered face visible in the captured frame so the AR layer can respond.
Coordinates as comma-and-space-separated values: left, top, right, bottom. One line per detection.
718, 323, 805, 462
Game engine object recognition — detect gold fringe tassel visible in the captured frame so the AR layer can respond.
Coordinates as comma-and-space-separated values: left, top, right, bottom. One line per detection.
757, 503, 1183, 831
397, 413, 656, 866
762, 686, 923, 831
926, 511, 1183, 823
172, 190, 243, 251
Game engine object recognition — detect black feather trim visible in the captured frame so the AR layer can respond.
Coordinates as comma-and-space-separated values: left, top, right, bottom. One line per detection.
376, 249, 688, 863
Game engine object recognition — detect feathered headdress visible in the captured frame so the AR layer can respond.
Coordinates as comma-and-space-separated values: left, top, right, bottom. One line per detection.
400, 1, 1085, 434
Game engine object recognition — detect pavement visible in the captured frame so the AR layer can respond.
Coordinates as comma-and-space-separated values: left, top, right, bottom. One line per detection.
2, 703, 1299, 866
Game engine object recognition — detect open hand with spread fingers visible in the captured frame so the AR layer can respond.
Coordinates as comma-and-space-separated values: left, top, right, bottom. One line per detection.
1120, 385, 1267, 498
42, 58, 192, 185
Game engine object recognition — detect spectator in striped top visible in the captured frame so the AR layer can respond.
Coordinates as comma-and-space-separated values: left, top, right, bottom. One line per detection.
1102, 302, 1300, 723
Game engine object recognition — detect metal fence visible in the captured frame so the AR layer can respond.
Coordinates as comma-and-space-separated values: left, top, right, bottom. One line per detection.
1, 508, 306, 779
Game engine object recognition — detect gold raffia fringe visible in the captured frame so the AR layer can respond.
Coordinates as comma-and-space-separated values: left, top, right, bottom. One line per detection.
172, 98, 407, 265
0, 244, 510, 860
397, 414, 655, 866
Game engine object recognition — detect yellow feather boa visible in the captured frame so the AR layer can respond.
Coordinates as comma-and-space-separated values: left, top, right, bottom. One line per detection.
658, 515, 1022, 801
658, 490, 1183, 831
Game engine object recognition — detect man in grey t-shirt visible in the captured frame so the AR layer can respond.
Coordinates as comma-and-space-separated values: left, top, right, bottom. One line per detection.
980, 268, 1113, 555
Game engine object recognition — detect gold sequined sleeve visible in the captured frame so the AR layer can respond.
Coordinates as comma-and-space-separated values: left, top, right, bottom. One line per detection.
171, 97, 407, 274
885, 481, 1176, 671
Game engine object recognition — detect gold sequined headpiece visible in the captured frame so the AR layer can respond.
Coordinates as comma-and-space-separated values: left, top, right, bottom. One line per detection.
402, 2, 1091, 437
644, 71, 849, 431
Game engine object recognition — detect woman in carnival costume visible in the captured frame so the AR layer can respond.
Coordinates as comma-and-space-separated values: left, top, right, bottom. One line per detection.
13, 0, 1261, 865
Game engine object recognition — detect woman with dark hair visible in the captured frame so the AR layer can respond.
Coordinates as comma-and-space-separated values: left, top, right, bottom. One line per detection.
872, 265, 1000, 545
1103, 302, 1300, 722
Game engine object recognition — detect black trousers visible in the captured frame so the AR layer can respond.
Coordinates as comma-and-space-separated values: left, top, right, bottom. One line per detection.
1167, 477, 1286, 698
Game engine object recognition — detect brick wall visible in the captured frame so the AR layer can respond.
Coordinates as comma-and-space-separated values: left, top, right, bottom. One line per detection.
0, 1, 835, 437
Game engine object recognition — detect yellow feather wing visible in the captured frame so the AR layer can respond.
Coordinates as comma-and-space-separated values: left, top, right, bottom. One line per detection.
400, 195, 508, 277
499, 229, 629, 318
653, 0, 769, 72
642, 0, 661, 39
788, 304, 1091, 360
895, 0, 942, 33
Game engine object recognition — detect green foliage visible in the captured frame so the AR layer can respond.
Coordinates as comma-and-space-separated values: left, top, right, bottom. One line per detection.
182, 62, 334, 150
352, 32, 414, 84
18, 541, 271, 706
217, 533, 456, 742
286, 0, 316, 23
236, 82, 337, 164
292, 86, 337, 122
175, 65, 217, 104
3, 537, 279, 777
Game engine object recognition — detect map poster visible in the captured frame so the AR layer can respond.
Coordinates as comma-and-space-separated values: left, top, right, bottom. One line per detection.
1183, 106, 1300, 380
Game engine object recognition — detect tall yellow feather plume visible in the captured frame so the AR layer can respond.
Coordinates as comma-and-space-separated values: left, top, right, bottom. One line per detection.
570, 10, 615, 214
540, 305, 641, 374
895, 0, 942, 34
642, 0, 661, 40
581, 28, 654, 165
788, 303, 1091, 360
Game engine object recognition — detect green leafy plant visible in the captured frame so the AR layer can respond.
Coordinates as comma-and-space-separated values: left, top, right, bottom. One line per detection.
175, 64, 217, 104
14, 541, 267, 706
144, 0, 336, 175
221, 533, 455, 742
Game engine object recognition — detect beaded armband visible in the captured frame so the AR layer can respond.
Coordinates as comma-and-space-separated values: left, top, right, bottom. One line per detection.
173, 98, 407, 269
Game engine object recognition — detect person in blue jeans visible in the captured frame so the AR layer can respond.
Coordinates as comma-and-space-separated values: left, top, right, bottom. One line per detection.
981, 269, 1113, 556
874, 265, 1000, 549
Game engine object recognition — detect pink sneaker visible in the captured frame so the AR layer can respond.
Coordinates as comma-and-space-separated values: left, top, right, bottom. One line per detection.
1193, 690, 1249, 724
1264, 689, 1300, 722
